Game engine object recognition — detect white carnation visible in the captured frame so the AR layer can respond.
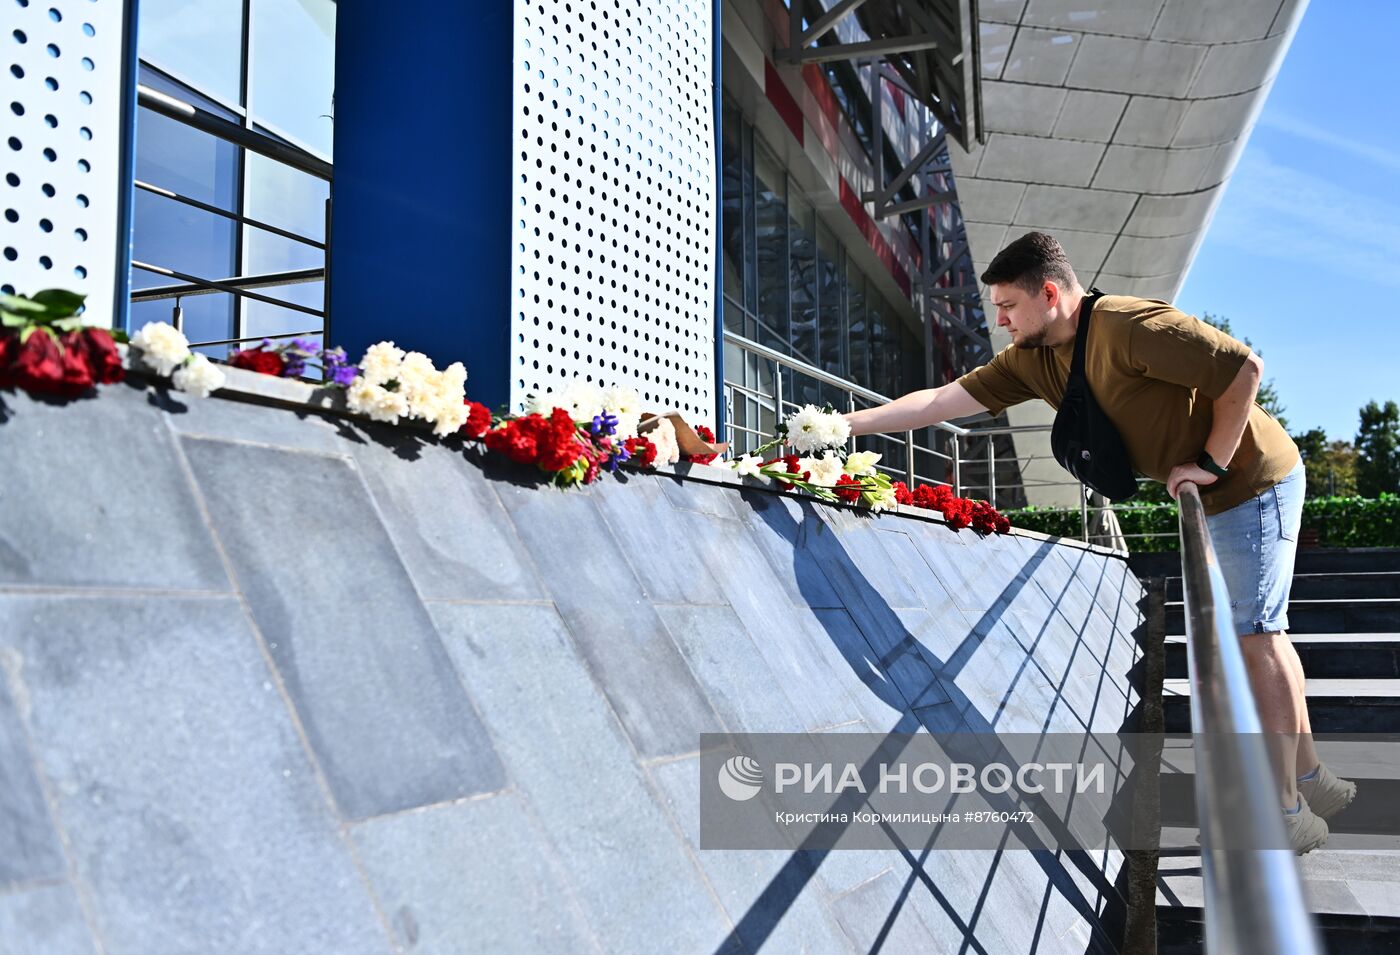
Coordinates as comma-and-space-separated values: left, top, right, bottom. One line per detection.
648, 417, 681, 465
845, 450, 882, 476
735, 454, 770, 483
359, 341, 405, 386
347, 377, 409, 422
130, 322, 191, 377
170, 353, 224, 398
803, 451, 845, 488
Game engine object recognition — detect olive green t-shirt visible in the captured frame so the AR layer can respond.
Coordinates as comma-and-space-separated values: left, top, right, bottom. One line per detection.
956, 294, 1300, 516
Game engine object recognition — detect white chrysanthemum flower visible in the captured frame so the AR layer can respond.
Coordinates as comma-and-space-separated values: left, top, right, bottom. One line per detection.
735, 454, 770, 483
427, 397, 469, 437
817, 411, 852, 448
170, 353, 224, 398
130, 322, 191, 377
558, 379, 605, 421
844, 450, 882, 476
397, 351, 437, 396
347, 377, 409, 422
784, 404, 828, 454
359, 341, 405, 386
803, 451, 845, 488
602, 385, 642, 438
648, 417, 681, 465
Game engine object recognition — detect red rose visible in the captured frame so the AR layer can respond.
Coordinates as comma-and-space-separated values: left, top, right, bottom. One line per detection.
461, 400, 493, 439
0, 330, 17, 388
229, 347, 287, 377
11, 330, 67, 395
56, 331, 96, 394
834, 474, 863, 503
77, 328, 125, 384
624, 435, 657, 468
892, 481, 913, 505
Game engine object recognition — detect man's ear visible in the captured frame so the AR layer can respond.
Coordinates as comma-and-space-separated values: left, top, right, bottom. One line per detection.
1042, 281, 1060, 309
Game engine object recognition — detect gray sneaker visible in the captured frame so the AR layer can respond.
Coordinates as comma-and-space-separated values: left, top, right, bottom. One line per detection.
1298, 762, 1356, 821
1284, 795, 1329, 855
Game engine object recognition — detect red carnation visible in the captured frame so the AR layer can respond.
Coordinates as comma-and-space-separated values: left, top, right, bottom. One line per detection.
994, 514, 1011, 534
892, 481, 913, 505
625, 435, 657, 468
10, 330, 66, 395
228, 347, 286, 377
941, 497, 973, 530
536, 408, 584, 471
834, 474, 863, 503
77, 327, 124, 384
461, 400, 493, 439
483, 417, 540, 465
686, 424, 719, 465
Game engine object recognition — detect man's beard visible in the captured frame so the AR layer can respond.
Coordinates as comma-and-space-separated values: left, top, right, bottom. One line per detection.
1013, 328, 1048, 349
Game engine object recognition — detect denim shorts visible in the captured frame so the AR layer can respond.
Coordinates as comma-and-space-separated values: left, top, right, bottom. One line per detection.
1203, 458, 1305, 635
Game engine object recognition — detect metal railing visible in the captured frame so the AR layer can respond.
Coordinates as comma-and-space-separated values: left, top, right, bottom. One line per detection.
131, 83, 331, 353
721, 330, 1132, 549
1176, 482, 1323, 954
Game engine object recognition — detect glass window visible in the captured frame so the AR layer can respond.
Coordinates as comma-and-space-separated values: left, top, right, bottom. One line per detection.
135, 108, 239, 209
721, 100, 745, 304
817, 221, 844, 381
244, 152, 328, 243
753, 143, 788, 354
788, 190, 817, 371
846, 265, 868, 389
250, 0, 336, 157
242, 282, 324, 341
138, 0, 244, 108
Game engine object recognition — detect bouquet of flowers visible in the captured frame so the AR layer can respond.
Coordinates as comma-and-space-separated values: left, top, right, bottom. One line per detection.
0, 289, 126, 398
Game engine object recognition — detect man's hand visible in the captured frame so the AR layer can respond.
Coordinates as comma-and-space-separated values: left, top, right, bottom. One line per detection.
1167, 461, 1218, 500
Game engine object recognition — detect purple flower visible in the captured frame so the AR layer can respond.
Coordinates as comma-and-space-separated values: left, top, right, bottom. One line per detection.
590, 412, 619, 437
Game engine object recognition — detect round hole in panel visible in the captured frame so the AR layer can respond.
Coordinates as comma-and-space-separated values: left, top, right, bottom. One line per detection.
3, 247, 17, 261
73, 265, 86, 278
13, 29, 26, 44
3, 208, 16, 222
78, 90, 90, 104
6, 136, 20, 151
38, 217, 51, 231
41, 182, 54, 196
9, 64, 22, 78
45, 42, 58, 56
47, 6, 59, 21
4, 172, 17, 186
80, 56, 92, 71
74, 227, 86, 240
45, 76, 57, 90
39, 254, 52, 269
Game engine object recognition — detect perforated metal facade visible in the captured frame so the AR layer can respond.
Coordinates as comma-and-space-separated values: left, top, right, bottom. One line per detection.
2, 0, 126, 320
509, 0, 717, 420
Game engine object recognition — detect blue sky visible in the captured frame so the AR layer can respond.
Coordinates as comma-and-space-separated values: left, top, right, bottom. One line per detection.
1175, 1, 1399, 443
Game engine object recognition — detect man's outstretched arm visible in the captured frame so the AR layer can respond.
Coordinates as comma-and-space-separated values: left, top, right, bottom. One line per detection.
843, 381, 988, 437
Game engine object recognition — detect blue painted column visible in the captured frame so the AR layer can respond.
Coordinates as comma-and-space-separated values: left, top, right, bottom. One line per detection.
330, 1, 514, 408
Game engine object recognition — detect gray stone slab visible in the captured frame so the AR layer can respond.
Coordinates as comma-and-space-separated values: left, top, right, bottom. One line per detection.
0, 673, 66, 887
0, 384, 229, 590
591, 474, 725, 606
428, 603, 734, 952
975, 134, 1106, 189
1092, 143, 1219, 195
647, 756, 856, 955
180, 436, 505, 819
1189, 33, 1287, 97
814, 607, 949, 714
163, 392, 349, 455
954, 177, 1025, 224
657, 472, 745, 521
979, 21, 1016, 79
1001, 26, 1080, 86
1066, 35, 1207, 98
0, 882, 98, 955
656, 604, 808, 734
0, 594, 388, 954
829, 868, 946, 954
1023, 0, 1166, 37
349, 434, 544, 602
1152, 0, 1277, 44
1053, 90, 1128, 143
817, 510, 924, 611
905, 523, 1014, 614
490, 479, 724, 758
731, 491, 844, 610
351, 792, 599, 955
982, 80, 1067, 138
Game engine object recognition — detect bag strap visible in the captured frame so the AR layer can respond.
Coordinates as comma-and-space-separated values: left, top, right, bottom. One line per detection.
1070, 287, 1106, 377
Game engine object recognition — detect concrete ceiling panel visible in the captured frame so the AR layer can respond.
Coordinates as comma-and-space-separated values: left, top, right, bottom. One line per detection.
1114, 96, 1191, 147
980, 22, 1017, 79
1121, 190, 1221, 239
1050, 228, 1118, 276
1021, 0, 1167, 38
975, 134, 1107, 188
1152, 0, 1282, 44
1001, 27, 1081, 86
982, 81, 1069, 137
1092, 142, 1217, 194
1014, 184, 1138, 234
955, 178, 1028, 224
1172, 89, 1267, 149
964, 223, 1011, 268
1053, 90, 1130, 142
1095, 272, 1184, 302
1188, 33, 1288, 97
1101, 232, 1198, 277
1066, 34, 1208, 98
982, 0, 1031, 25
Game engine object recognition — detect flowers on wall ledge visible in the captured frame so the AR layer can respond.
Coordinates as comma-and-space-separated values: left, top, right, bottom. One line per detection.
0, 289, 1012, 535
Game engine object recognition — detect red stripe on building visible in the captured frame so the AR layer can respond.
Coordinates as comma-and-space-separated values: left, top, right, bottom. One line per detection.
802, 63, 842, 127
839, 176, 911, 299
764, 60, 804, 147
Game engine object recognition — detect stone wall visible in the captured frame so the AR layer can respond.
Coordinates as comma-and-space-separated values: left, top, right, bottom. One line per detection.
0, 371, 1146, 954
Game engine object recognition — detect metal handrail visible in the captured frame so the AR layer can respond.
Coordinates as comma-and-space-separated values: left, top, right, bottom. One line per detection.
130, 262, 325, 318
1176, 482, 1322, 955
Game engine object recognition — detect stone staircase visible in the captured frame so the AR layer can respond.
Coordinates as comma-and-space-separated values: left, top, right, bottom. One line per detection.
1130, 548, 1400, 953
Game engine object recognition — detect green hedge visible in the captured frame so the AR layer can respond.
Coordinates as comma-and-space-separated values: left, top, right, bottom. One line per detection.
1003, 494, 1400, 553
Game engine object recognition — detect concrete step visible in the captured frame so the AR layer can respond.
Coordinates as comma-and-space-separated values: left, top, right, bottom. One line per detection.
1132, 548, 1400, 581
1163, 572, 1400, 603
1162, 679, 1400, 733
1157, 904, 1400, 954
1164, 633, 1400, 680
1165, 599, 1400, 637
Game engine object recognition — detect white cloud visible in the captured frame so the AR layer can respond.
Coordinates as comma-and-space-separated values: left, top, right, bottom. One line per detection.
1258, 111, 1400, 176
1207, 148, 1400, 289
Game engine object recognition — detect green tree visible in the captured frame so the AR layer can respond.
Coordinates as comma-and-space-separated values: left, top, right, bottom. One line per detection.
1294, 426, 1358, 497
1356, 400, 1400, 497
1199, 312, 1288, 430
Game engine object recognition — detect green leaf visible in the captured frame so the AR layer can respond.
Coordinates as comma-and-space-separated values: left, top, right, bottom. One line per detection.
0, 293, 49, 316
30, 288, 86, 316
1, 312, 32, 328
110, 328, 130, 344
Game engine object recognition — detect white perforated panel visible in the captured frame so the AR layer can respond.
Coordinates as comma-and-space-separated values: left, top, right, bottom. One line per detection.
510, 0, 717, 422
2, 0, 126, 320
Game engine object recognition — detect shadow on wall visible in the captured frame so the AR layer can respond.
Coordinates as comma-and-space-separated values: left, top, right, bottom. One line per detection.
716, 491, 1145, 955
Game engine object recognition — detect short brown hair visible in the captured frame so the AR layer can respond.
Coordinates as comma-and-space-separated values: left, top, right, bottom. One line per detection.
980, 231, 1079, 294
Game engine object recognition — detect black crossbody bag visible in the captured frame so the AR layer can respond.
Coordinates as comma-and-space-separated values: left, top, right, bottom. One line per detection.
1050, 288, 1139, 501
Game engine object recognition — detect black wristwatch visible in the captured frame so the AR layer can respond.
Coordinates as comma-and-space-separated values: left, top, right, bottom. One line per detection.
1196, 451, 1229, 478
